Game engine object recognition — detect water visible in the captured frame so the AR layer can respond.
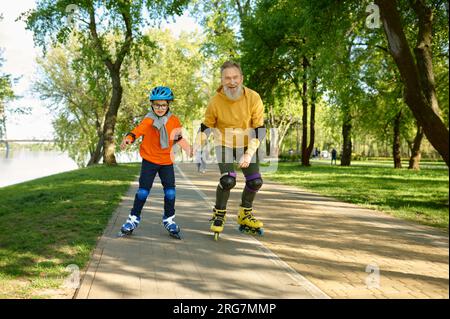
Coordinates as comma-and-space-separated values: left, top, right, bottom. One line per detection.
0, 149, 78, 188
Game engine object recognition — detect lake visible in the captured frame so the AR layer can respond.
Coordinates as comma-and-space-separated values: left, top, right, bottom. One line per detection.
0, 149, 78, 188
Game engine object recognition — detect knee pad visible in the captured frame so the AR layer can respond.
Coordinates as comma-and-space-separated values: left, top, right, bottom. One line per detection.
164, 188, 176, 200
219, 172, 236, 191
245, 173, 263, 192
136, 188, 150, 201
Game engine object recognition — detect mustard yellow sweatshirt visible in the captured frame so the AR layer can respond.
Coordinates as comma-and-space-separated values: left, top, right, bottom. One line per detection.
203, 86, 264, 148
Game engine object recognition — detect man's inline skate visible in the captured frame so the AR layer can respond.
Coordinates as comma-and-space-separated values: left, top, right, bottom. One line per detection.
237, 206, 264, 236
118, 214, 141, 237
210, 208, 226, 241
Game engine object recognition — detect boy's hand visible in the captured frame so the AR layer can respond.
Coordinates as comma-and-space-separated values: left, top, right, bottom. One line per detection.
189, 145, 194, 158
120, 137, 132, 150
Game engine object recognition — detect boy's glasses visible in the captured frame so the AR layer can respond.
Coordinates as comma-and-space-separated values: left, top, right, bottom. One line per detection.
152, 103, 169, 110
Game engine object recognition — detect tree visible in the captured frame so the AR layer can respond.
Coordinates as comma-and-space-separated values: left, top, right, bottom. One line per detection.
23, 0, 188, 165
0, 53, 15, 145
0, 13, 23, 152
375, 0, 449, 166
192, 0, 241, 66
34, 36, 111, 166
240, 0, 321, 164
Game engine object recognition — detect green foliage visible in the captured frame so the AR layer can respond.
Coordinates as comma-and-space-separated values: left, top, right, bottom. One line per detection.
191, 0, 241, 67
242, 0, 448, 161
21, 0, 189, 55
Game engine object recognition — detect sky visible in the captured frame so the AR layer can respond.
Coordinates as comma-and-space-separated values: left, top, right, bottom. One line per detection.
0, 1, 201, 139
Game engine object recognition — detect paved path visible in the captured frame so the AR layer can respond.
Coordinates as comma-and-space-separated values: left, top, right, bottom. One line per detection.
76, 163, 448, 299
76, 163, 328, 299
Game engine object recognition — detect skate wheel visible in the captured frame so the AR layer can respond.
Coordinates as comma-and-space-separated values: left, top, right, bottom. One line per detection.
170, 233, 181, 240
257, 228, 264, 236
214, 232, 219, 241
117, 230, 131, 238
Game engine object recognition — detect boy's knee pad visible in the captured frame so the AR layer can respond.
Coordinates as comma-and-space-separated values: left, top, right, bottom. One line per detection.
219, 172, 236, 190
164, 188, 176, 200
245, 173, 263, 192
136, 188, 150, 201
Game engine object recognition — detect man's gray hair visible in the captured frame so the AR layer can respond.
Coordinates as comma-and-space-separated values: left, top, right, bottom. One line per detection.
220, 61, 243, 75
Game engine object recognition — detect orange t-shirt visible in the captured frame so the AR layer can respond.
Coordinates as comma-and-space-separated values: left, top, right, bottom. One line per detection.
127, 115, 182, 165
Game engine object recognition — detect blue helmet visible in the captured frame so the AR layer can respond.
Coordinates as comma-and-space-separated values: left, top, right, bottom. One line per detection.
149, 86, 174, 101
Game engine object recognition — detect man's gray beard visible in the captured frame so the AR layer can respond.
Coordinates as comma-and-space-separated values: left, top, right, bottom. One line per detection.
223, 85, 243, 101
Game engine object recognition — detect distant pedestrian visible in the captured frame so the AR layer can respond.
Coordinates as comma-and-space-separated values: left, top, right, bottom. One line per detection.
195, 149, 207, 173
288, 148, 294, 157
331, 148, 337, 165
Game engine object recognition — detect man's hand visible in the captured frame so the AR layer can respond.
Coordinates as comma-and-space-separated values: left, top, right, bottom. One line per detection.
239, 153, 252, 168
120, 137, 132, 150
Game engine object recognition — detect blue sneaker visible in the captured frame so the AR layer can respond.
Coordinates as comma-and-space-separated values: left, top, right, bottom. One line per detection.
163, 215, 181, 239
119, 214, 141, 236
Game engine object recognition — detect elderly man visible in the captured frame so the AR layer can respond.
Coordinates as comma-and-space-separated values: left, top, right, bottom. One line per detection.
194, 61, 266, 240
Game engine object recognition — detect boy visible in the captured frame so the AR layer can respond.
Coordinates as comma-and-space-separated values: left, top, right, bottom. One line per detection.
119, 86, 192, 239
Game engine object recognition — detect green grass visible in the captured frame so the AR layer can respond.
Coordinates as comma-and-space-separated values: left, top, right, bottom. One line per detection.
263, 160, 449, 230
0, 163, 140, 298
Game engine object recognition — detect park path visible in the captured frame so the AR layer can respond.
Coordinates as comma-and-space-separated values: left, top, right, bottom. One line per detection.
76, 163, 448, 299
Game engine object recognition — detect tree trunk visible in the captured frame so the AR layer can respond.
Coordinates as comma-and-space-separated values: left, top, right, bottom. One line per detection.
393, 110, 402, 168
102, 70, 122, 165
407, 0, 436, 171
306, 78, 317, 163
412, 0, 440, 115
88, 3, 132, 166
408, 123, 424, 170
375, 0, 449, 166
341, 110, 352, 166
276, 118, 294, 154
301, 56, 310, 166
88, 134, 104, 166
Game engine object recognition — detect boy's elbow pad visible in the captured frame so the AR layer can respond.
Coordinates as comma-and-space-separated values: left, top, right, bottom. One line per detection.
126, 133, 136, 143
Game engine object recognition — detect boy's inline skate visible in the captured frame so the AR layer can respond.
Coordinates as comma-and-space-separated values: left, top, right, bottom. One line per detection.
210, 208, 226, 241
163, 215, 181, 240
118, 214, 141, 237
237, 206, 264, 236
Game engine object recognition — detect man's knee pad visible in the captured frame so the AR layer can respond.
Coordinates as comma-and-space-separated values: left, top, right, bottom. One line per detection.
164, 188, 176, 200
136, 188, 150, 201
219, 172, 236, 191
245, 173, 263, 192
